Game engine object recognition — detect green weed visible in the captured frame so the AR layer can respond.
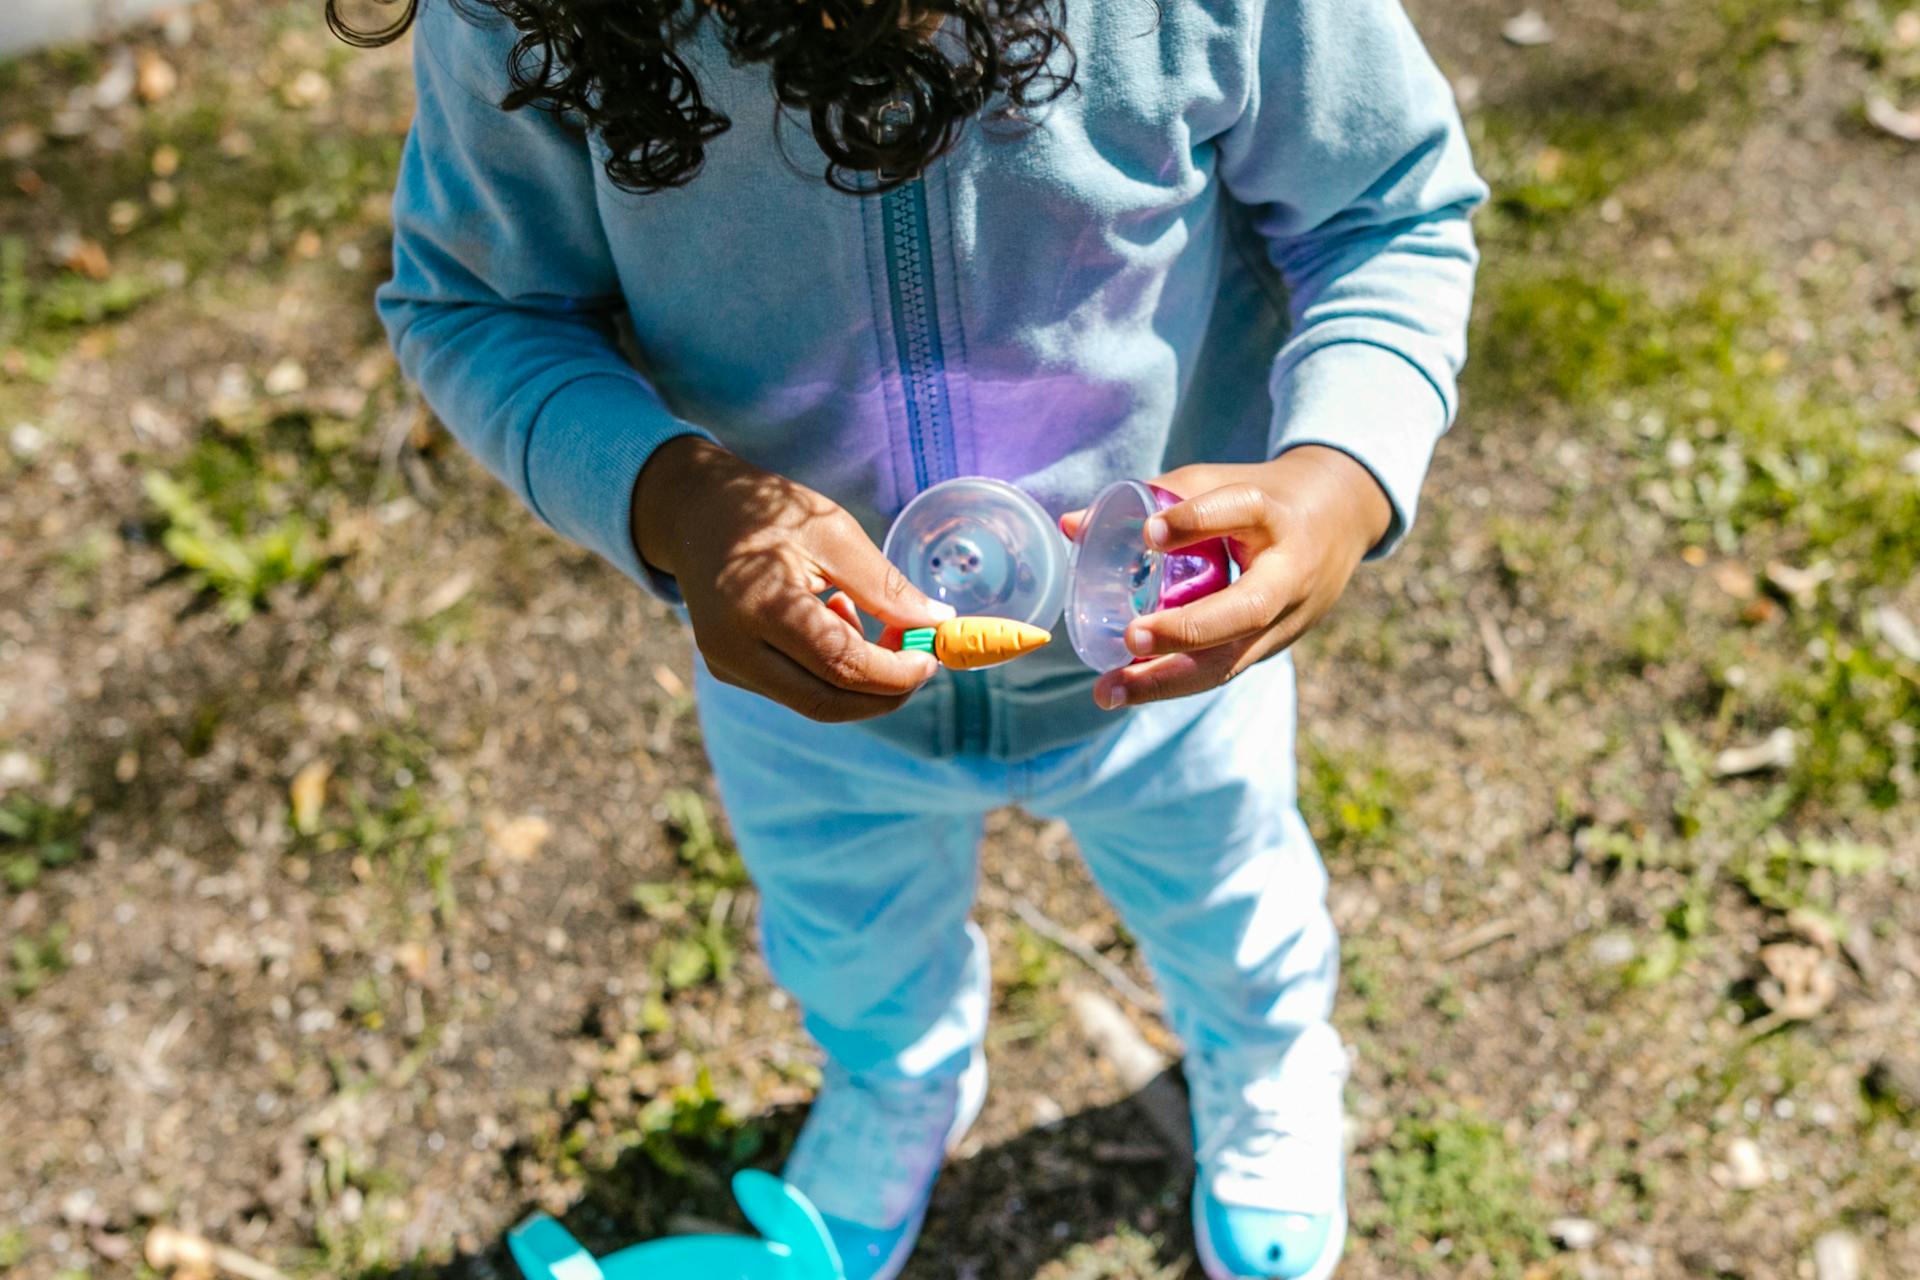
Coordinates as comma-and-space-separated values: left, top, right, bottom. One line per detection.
631, 1068, 765, 1182
143, 404, 384, 621
1730, 830, 1885, 919
634, 790, 748, 992
307, 731, 457, 924
0, 791, 87, 892
1843, 0, 1920, 98
1619, 597, 1689, 672
1624, 879, 1712, 987
1302, 744, 1412, 867
144, 471, 324, 623
0, 235, 161, 350
1364, 1105, 1551, 1276
304, 1145, 406, 1275
1003, 921, 1065, 1001
9, 924, 71, 998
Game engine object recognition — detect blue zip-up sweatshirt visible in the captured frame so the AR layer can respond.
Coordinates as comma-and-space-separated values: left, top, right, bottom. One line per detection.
377, 0, 1486, 761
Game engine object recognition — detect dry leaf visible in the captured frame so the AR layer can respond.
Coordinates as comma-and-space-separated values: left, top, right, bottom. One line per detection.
391, 940, 432, 983
137, 51, 179, 103
1, 123, 43, 161
487, 812, 552, 862
1711, 561, 1756, 599
1756, 941, 1837, 1020
263, 359, 308, 396
54, 233, 112, 281
289, 760, 332, 836
281, 69, 333, 109
417, 569, 476, 619
145, 1225, 215, 1275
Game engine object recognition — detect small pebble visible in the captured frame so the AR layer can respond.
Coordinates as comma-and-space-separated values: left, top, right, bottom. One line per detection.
1814, 1230, 1861, 1280
1549, 1217, 1601, 1251
10, 421, 46, 459
1724, 1136, 1766, 1190
1502, 9, 1555, 45
1588, 931, 1637, 967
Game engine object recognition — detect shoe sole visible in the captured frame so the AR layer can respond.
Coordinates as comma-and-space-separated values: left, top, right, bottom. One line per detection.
1193, 1200, 1347, 1280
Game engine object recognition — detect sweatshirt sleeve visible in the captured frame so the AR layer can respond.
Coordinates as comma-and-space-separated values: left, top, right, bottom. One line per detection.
1213, 0, 1487, 558
375, 5, 715, 600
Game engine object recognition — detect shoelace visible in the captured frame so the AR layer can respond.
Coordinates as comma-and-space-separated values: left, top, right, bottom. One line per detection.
1191, 1045, 1299, 1174
791, 1061, 959, 1201
1189, 1040, 1344, 1179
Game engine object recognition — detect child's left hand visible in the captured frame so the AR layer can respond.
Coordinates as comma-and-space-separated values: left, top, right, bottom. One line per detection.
1059, 445, 1393, 710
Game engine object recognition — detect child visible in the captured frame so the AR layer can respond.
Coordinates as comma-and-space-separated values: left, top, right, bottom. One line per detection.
355, 0, 1484, 1273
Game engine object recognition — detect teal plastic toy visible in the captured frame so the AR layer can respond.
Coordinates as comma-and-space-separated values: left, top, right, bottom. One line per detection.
506, 1171, 845, 1280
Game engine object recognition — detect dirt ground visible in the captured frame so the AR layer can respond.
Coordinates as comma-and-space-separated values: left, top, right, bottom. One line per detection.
2, 2, 1917, 1278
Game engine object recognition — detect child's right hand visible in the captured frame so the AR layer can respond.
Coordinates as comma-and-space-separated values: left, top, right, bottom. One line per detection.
630, 437, 953, 722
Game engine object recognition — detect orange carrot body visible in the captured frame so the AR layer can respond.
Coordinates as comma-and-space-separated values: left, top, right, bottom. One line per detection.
900, 617, 1052, 670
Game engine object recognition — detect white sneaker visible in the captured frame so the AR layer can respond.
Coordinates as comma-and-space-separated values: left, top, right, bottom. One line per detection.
781, 1044, 987, 1280
1188, 1023, 1350, 1280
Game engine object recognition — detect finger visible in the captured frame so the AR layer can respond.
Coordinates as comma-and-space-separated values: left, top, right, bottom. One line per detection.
1124, 561, 1298, 657
877, 624, 905, 651
1143, 483, 1277, 553
823, 590, 862, 630
744, 642, 922, 723
762, 593, 940, 695
1059, 508, 1088, 541
1092, 636, 1269, 709
813, 514, 956, 630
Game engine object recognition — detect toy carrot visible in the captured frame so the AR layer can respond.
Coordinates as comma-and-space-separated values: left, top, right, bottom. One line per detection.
898, 617, 1051, 671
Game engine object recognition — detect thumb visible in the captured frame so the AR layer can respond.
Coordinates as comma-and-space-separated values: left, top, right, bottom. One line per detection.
815, 517, 957, 631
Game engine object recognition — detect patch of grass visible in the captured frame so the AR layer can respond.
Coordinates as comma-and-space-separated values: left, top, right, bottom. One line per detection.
0, 1228, 24, 1268
1472, 88, 1690, 226
0, 791, 88, 892
0, 237, 161, 349
633, 789, 749, 993
1302, 743, 1413, 868
1473, 253, 1920, 808
144, 470, 325, 623
535, 1066, 768, 1238
1364, 1105, 1551, 1277
1034, 1226, 1168, 1279
1844, 0, 1920, 99
142, 408, 373, 622
1001, 921, 1065, 1002
9, 923, 71, 998
1773, 636, 1920, 811
307, 730, 456, 923
989, 920, 1067, 1047
1618, 595, 1690, 672
1730, 830, 1885, 919
305, 1147, 407, 1275
1342, 937, 1398, 1031
631, 1068, 765, 1182
1624, 879, 1712, 987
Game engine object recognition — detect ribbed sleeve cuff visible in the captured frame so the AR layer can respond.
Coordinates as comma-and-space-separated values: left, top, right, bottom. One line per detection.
523, 372, 717, 602
1268, 340, 1450, 560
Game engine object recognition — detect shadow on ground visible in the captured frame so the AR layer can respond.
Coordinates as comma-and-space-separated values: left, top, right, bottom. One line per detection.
357, 1075, 1200, 1280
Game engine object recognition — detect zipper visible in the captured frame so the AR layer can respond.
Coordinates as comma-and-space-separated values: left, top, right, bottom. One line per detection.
880, 172, 986, 753
881, 177, 960, 488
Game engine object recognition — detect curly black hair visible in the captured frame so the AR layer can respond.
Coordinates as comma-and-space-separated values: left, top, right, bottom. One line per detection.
327, 0, 1076, 194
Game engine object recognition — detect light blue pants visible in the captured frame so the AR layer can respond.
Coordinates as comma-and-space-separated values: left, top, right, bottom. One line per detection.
692, 651, 1338, 1084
